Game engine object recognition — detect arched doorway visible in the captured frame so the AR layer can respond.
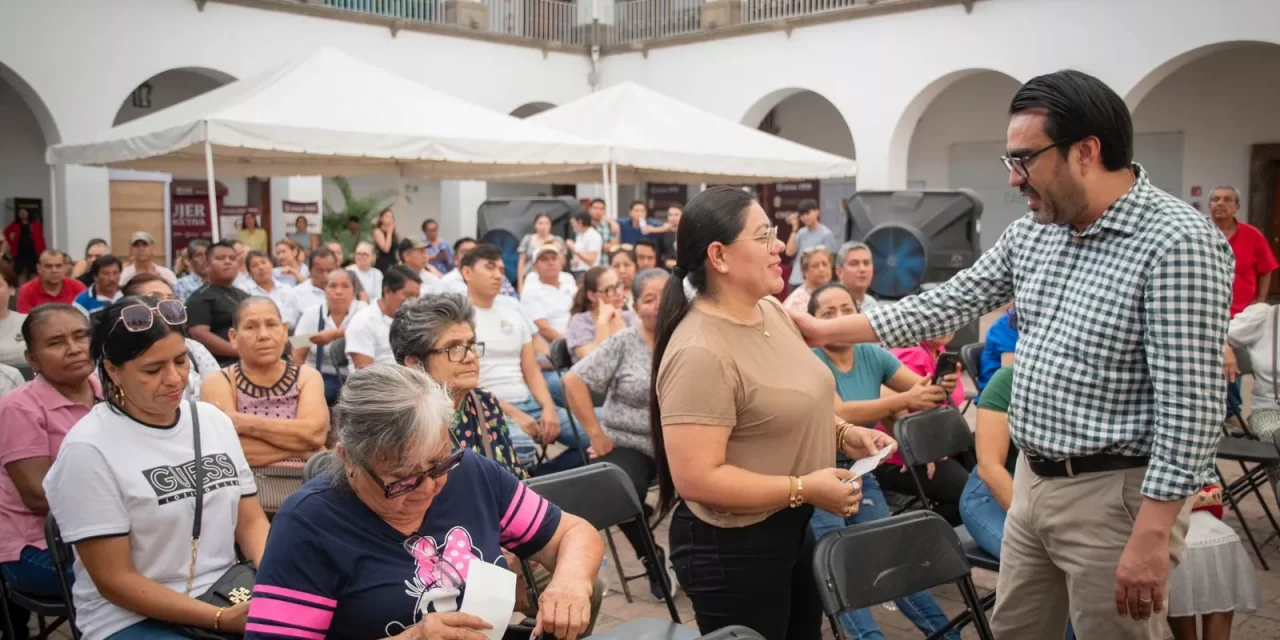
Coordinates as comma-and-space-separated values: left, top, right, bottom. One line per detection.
900, 70, 1021, 250
110, 67, 238, 266
1128, 41, 1280, 294
0, 61, 60, 274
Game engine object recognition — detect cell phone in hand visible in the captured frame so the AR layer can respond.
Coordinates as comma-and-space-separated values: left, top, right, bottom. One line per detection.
933, 351, 962, 385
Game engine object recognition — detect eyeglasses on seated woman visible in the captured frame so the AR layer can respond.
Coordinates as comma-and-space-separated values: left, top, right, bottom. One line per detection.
44, 295, 271, 640
244, 364, 604, 640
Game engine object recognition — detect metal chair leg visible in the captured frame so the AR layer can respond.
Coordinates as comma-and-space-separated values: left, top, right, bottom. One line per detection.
1219, 467, 1270, 570
602, 527, 633, 603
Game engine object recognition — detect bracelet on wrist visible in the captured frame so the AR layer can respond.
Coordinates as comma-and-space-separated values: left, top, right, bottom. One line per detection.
788, 475, 805, 508
214, 607, 225, 631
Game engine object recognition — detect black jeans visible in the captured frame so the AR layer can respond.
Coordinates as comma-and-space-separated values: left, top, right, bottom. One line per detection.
874, 457, 970, 526
669, 502, 822, 640
594, 446, 657, 559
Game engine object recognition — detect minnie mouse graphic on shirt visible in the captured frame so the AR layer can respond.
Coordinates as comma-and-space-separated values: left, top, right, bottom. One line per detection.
384, 526, 511, 637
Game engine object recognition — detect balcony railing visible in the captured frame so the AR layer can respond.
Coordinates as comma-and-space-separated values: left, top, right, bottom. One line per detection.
244, 0, 961, 50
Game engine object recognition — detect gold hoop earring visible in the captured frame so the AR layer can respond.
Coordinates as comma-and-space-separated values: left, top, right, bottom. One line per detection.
112, 386, 125, 405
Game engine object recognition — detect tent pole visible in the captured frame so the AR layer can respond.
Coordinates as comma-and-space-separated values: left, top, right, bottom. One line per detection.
204, 125, 221, 243
48, 164, 58, 252
609, 159, 618, 221
600, 163, 609, 216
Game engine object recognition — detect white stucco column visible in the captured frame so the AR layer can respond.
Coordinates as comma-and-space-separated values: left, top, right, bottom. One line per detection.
439, 180, 487, 240
848, 127, 904, 192
60, 165, 111, 255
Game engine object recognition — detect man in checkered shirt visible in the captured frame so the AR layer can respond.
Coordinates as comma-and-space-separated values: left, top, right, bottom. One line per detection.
792, 70, 1233, 640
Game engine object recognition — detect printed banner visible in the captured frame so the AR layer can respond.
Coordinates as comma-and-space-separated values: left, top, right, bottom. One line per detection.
220, 205, 262, 243
169, 196, 214, 265
282, 200, 322, 235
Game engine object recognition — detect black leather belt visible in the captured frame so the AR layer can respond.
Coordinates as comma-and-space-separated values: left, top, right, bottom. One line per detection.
1025, 453, 1149, 478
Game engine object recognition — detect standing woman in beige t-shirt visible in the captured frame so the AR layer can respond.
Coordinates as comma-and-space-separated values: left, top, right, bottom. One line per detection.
650, 186, 894, 640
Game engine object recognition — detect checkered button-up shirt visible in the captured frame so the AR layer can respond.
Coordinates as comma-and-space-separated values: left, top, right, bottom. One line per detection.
865, 165, 1233, 500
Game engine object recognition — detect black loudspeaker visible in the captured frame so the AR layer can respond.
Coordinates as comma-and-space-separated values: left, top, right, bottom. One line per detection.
476, 197, 584, 284
845, 190, 984, 347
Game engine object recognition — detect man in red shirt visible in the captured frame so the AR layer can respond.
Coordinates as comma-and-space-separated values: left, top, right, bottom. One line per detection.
1211, 186, 1278, 316
17, 250, 87, 312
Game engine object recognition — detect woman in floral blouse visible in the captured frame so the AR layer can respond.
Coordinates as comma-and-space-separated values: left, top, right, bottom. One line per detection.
563, 268, 676, 601
388, 293, 525, 477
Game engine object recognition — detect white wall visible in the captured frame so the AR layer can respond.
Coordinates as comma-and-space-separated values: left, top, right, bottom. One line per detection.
1132, 44, 1280, 222
765, 90, 856, 159
113, 69, 229, 126
0, 76, 49, 229
906, 72, 1019, 191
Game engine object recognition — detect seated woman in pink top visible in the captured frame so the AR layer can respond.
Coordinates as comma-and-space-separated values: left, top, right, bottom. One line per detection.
870, 333, 969, 526
0, 305, 99, 626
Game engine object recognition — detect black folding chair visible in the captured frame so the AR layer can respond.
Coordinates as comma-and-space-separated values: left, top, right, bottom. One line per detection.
0, 520, 74, 640
546, 340, 638, 601
958, 342, 984, 413
1215, 434, 1280, 570
524, 463, 681, 635
14, 363, 33, 382
895, 407, 998, 636
813, 511, 994, 640
44, 517, 79, 640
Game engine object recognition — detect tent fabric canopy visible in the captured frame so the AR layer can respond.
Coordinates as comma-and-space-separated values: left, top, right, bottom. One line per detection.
45, 48, 609, 179
521, 81, 857, 185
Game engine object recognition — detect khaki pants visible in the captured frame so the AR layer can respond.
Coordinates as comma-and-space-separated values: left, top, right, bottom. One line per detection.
990, 455, 1192, 640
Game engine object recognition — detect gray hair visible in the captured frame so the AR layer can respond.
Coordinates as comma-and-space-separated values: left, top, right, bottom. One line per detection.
632, 268, 670, 298
799, 245, 832, 272
355, 241, 374, 255
1211, 186, 1241, 205
836, 241, 870, 267
325, 268, 356, 287
389, 293, 475, 365
331, 364, 454, 483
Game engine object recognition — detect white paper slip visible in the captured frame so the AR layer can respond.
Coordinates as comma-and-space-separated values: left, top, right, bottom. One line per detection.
459, 561, 518, 640
288, 332, 316, 349
848, 445, 896, 479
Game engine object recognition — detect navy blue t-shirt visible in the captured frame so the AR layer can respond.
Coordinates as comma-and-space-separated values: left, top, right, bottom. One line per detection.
245, 450, 561, 640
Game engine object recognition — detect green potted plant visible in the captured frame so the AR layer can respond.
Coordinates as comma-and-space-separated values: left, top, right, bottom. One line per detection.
321, 177, 397, 241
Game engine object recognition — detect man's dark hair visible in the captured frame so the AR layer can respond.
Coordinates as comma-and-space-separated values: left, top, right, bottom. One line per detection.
84, 238, 108, 257
347, 215, 360, 225
422, 218, 438, 231
121, 273, 167, 296
308, 247, 336, 270
572, 210, 593, 227
209, 240, 238, 257
452, 237, 476, 254
383, 265, 421, 295
629, 200, 646, 211
797, 199, 819, 214
634, 239, 659, 255
590, 198, 606, 207
89, 254, 123, 278
460, 243, 503, 270
1009, 69, 1133, 172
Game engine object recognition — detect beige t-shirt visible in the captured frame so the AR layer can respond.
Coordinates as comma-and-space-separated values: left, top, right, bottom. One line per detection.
657, 297, 836, 528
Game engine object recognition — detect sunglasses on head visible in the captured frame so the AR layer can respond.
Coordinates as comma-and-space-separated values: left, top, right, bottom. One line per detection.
363, 447, 464, 499
110, 300, 188, 335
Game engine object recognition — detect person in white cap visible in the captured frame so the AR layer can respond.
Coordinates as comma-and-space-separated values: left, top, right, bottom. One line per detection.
120, 231, 177, 288
520, 242, 577, 340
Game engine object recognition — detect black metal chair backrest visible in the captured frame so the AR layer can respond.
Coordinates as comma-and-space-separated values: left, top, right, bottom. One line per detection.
813, 511, 994, 639
525, 463, 680, 621
15, 364, 34, 382
1233, 344, 1254, 377
44, 516, 80, 640
549, 338, 574, 372
959, 342, 984, 390
696, 626, 766, 640
896, 407, 973, 469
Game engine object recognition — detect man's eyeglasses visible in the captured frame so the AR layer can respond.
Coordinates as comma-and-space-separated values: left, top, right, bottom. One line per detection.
109, 300, 188, 336
428, 342, 485, 363
362, 448, 465, 499
1000, 140, 1068, 179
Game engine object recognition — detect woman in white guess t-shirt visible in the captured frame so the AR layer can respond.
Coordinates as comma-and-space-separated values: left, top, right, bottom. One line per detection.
43, 295, 270, 640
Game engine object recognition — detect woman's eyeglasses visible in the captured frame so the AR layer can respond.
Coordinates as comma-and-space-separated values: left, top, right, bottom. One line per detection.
428, 342, 485, 363
732, 226, 778, 246
363, 448, 465, 499
596, 284, 623, 295
110, 300, 188, 335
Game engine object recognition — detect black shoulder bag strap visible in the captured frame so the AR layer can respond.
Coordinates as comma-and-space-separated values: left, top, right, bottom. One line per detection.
315, 304, 327, 373
185, 399, 204, 596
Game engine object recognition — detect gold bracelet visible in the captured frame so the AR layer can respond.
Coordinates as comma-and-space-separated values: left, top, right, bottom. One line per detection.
787, 476, 798, 508
794, 476, 805, 507
836, 422, 853, 449
214, 607, 225, 631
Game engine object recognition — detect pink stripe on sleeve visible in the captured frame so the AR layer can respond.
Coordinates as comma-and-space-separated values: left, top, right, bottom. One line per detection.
500, 483, 530, 529
514, 497, 549, 545
500, 484, 549, 544
249, 598, 333, 632
245, 623, 326, 640
253, 585, 338, 608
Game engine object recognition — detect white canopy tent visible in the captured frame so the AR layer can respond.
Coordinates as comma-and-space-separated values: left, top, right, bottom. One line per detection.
45, 47, 608, 240
518, 81, 857, 216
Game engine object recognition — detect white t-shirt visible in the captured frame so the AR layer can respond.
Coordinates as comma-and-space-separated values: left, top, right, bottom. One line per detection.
295, 301, 367, 375
236, 280, 301, 328
0, 312, 27, 368
520, 272, 578, 335
346, 265, 383, 302
571, 227, 604, 272
473, 303, 533, 403
43, 401, 256, 640
291, 282, 327, 318
418, 269, 445, 296
440, 269, 468, 295
344, 302, 396, 366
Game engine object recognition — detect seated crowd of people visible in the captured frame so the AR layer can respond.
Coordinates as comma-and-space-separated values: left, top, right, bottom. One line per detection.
0, 188, 1267, 640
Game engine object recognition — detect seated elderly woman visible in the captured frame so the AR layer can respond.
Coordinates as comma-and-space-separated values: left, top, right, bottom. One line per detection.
782, 245, 833, 315
245, 364, 604, 640
388, 293, 606, 627
562, 268, 675, 600
201, 297, 330, 512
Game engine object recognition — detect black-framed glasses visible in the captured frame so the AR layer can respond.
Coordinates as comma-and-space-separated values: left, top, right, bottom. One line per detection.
427, 342, 485, 363
109, 300, 188, 335
596, 283, 623, 295
1000, 140, 1068, 179
362, 447, 465, 499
